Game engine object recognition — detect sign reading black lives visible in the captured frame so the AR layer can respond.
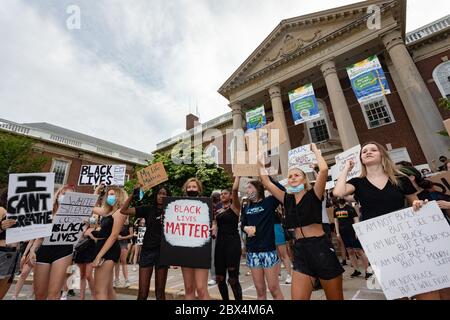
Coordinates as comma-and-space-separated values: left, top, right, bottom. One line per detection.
78, 165, 126, 186
160, 197, 212, 269
6, 173, 55, 244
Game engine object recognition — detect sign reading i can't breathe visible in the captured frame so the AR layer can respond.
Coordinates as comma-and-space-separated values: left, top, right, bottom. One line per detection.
78, 165, 126, 186
353, 201, 450, 300
6, 173, 55, 244
160, 197, 212, 269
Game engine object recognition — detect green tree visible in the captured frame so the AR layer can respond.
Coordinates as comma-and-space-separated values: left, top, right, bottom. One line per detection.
0, 132, 48, 189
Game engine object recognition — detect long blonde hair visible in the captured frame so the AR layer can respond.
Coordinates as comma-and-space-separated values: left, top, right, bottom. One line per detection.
359, 141, 403, 185
102, 186, 128, 213
287, 167, 312, 191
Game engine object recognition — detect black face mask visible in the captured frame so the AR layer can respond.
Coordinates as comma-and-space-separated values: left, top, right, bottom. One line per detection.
186, 190, 199, 197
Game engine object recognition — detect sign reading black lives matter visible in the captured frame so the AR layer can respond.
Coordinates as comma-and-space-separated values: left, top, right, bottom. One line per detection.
42, 192, 98, 246
353, 201, 450, 300
6, 173, 55, 244
78, 165, 126, 186
160, 197, 212, 269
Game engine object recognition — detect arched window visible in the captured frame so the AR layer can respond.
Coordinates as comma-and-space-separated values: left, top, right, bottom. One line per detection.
307, 100, 330, 143
433, 61, 450, 98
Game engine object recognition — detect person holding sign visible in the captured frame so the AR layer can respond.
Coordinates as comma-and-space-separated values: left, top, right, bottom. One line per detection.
333, 141, 439, 300
27, 185, 76, 300
258, 143, 344, 300
89, 185, 128, 300
120, 185, 171, 300
212, 177, 243, 301
240, 179, 284, 300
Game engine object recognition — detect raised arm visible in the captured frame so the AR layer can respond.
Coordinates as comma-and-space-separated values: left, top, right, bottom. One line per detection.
333, 160, 356, 198
230, 176, 241, 215
120, 192, 136, 216
257, 154, 285, 204
311, 143, 328, 200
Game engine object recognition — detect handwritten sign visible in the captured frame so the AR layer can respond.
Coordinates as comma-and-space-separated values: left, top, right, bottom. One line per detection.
353, 201, 450, 300
288, 144, 316, 173
245, 119, 287, 156
78, 165, 126, 186
6, 173, 55, 244
428, 171, 450, 196
333, 145, 362, 181
137, 162, 169, 191
43, 192, 98, 246
160, 197, 212, 269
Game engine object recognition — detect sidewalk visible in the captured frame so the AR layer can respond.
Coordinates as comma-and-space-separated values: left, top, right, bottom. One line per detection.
13, 259, 386, 300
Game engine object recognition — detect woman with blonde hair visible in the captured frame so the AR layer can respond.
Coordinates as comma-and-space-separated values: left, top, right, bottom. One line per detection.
180, 177, 211, 300
87, 185, 128, 300
28, 185, 76, 300
258, 143, 344, 300
333, 141, 437, 300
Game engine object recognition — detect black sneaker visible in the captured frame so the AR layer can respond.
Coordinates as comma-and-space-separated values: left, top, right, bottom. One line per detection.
365, 272, 373, 280
341, 260, 347, 266
350, 270, 362, 278
67, 289, 76, 297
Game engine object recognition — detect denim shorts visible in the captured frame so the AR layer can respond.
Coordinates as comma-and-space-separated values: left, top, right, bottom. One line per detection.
246, 250, 279, 269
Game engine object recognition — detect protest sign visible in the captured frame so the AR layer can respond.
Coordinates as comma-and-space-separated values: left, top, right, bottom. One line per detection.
78, 164, 126, 186
137, 226, 146, 246
245, 119, 287, 158
136, 162, 169, 191
160, 197, 212, 269
428, 171, 450, 196
414, 164, 432, 178
353, 201, 450, 300
288, 83, 320, 125
6, 173, 54, 244
287, 144, 317, 173
245, 105, 266, 132
333, 145, 362, 181
42, 192, 98, 246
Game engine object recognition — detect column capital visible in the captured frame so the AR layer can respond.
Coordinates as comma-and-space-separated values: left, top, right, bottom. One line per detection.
229, 101, 242, 111
268, 83, 281, 99
320, 60, 337, 78
381, 29, 404, 52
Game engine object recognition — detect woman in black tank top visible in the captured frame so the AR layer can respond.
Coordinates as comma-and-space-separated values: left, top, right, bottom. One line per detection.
213, 177, 242, 300
259, 144, 344, 300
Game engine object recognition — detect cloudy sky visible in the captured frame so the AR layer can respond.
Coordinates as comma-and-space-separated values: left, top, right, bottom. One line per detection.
0, 0, 447, 153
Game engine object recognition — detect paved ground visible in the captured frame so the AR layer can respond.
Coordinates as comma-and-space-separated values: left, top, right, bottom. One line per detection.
4, 259, 386, 300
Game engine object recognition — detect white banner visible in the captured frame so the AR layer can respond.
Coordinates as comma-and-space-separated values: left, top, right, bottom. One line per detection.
6, 173, 55, 244
353, 201, 450, 300
333, 145, 362, 181
43, 192, 98, 246
288, 144, 317, 173
78, 164, 126, 186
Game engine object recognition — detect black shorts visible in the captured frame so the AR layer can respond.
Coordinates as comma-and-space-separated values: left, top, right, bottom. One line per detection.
73, 241, 96, 264
96, 240, 120, 263
36, 245, 73, 264
139, 247, 167, 269
293, 235, 344, 280
340, 227, 362, 249
214, 235, 241, 276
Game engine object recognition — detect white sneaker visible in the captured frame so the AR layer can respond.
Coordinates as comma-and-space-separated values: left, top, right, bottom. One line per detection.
60, 292, 68, 300
208, 279, 216, 286
113, 280, 121, 288
285, 275, 292, 284
124, 280, 131, 288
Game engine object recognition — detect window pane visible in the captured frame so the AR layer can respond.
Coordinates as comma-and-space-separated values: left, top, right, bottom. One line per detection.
53, 160, 68, 185
363, 98, 393, 129
309, 119, 329, 143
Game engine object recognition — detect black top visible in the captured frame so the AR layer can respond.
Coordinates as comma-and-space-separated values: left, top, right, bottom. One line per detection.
283, 189, 323, 229
348, 176, 416, 221
241, 196, 279, 253
93, 215, 115, 239
216, 207, 239, 239
119, 224, 130, 237
136, 205, 164, 250
334, 205, 358, 230
0, 216, 5, 241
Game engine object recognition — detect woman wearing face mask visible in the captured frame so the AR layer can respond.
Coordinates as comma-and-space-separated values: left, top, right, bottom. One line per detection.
73, 215, 98, 300
240, 177, 284, 300
28, 185, 76, 300
259, 143, 344, 300
90, 185, 128, 300
180, 178, 211, 300
333, 141, 436, 300
212, 177, 243, 300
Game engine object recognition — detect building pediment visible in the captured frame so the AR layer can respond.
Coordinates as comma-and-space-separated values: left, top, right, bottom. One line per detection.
219, 0, 406, 99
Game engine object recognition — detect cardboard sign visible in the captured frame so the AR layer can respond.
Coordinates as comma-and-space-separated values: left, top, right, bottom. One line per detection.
78, 164, 126, 186
333, 145, 362, 181
160, 197, 212, 269
288, 144, 317, 173
353, 202, 450, 300
42, 192, 98, 246
6, 173, 55, 244
137, 226, 146, 246
136, 162, 169, 191
428, 171, 450, 196
245, 119, 287, 156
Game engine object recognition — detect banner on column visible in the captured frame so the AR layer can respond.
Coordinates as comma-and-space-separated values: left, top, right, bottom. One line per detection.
78, 164, 126, 186
6, 173, 55, 244
346, 55, 391, 103
136, 162, 169, 191
333, 145, 362, 181
353, 201, 450, 300
287, 144, 317, 173
137, 226, 146, 245
160, 197, 212, 269
288, 83, 320, 125
245, 105, 266, 132
43, 192, 98, 246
